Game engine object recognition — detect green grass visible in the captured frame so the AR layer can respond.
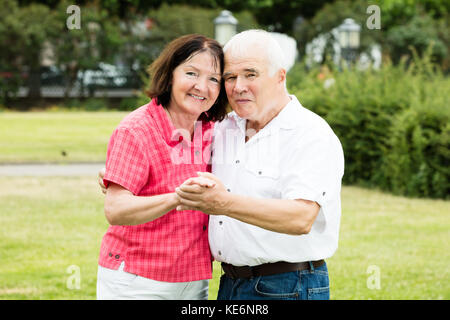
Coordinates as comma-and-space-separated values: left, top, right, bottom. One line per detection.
0, 111, 127, 163
0, 111, 448, 299
0, 177, 448, 300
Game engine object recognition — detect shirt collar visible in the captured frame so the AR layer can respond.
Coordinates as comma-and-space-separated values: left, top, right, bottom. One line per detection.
271, 95, 302, 130
147, 98, 177, 145
147, 98, 213, 146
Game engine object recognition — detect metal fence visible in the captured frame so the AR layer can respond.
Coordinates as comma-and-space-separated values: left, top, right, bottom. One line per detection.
3, 64, 144, 99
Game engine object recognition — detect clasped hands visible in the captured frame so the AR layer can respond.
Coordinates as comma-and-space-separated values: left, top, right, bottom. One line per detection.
98, 168, 229, 215
175, 172, 229, 215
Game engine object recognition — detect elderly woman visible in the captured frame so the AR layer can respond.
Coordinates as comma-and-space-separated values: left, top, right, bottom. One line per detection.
96, 34, 227, 300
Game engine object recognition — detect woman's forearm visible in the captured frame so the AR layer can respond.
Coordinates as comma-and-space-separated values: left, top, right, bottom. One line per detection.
105, 191, 179, 226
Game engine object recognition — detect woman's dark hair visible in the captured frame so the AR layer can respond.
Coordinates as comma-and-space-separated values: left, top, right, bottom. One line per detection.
146, 34, 227, 122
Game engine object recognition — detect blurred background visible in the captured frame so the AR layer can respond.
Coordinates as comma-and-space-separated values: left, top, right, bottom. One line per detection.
0, 0, 448, 300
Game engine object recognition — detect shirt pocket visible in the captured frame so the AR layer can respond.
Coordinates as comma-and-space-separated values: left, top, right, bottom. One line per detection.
244, 163, 280, 179
243, 162, 280, 198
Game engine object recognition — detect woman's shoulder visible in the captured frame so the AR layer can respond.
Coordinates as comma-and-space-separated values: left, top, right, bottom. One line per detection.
116, 101, 157, 134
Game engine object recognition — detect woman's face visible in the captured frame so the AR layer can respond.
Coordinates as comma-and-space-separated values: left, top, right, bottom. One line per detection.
169, 50, 222, 117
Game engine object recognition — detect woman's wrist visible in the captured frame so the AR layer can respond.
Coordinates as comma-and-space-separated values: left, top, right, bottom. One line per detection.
169, 192, 181, 209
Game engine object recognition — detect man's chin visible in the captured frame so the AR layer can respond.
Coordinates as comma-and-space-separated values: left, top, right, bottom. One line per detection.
231, 105, 253, 119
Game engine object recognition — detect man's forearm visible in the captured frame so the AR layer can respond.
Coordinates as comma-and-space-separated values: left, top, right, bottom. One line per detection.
219, 193, 319, 236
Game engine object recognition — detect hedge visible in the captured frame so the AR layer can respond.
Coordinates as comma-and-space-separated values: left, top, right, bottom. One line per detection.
287, 53, 449, 199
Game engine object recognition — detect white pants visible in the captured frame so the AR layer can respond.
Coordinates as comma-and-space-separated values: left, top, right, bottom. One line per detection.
97, 262, 209, 300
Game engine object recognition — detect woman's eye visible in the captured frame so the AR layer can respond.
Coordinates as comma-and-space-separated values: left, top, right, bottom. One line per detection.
210, 77, 220, 83
186, 72, 197, 77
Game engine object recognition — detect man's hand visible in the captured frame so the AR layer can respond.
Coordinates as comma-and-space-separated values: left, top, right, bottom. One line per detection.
98, 167, 106, 194
175, 172, 229, 215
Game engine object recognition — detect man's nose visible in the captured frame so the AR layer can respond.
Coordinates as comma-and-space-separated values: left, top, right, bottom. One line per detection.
233, 77, 247, 94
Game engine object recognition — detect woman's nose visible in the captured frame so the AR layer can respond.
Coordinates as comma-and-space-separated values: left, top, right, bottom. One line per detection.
194, 77, 208, 92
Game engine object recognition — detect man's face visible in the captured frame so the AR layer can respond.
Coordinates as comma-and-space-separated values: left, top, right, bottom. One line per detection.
223, 48, 280, 122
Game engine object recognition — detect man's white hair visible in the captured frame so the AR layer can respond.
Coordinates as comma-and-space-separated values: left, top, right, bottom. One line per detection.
223, 29, 288, 77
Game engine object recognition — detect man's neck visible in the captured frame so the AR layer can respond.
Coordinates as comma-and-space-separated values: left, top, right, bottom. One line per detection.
245, 93, 291, 140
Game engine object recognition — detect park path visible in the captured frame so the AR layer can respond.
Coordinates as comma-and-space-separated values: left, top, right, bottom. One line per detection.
0, 163, 104, 176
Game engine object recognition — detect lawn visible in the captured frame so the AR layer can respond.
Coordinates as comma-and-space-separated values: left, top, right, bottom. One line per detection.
0, 111, 449, 299
0, 111, 127, 163
0, 176, 448, 300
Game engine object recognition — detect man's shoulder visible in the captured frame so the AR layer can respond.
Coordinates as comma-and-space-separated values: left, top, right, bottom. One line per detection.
287, 96, 333, 135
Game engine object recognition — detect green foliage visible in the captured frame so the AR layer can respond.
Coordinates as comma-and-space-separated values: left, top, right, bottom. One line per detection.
147, 3, 259, 43
294, 0, 382, 65
287, 48, 449, 199
296, 0, 449, 71
118, 95, 150, 111
51, 1, 124, 98
63, 98, 109, 111
381, 47, 450, 199
382, 69, 450, 198
375, 0, 449, 27
0, 0, 51, 102
385, 12, 447, 66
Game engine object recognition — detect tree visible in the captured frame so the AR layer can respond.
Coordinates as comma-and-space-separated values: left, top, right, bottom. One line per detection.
49, 1, 124, 98
0, 0, 24, 103
293, 0, 381, 64
0, 0, 59, 101
18, 3, 57, 98
386, 12, 447, 65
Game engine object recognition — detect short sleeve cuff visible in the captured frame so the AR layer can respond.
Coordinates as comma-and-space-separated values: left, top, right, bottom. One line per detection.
283, 189, 327, 207
103, 174, 141, 196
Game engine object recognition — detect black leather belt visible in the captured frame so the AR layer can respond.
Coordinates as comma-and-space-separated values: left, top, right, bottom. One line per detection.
221, 260, 325, 279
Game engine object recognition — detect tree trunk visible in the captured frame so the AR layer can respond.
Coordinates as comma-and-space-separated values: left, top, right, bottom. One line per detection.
27, 69, 41, 99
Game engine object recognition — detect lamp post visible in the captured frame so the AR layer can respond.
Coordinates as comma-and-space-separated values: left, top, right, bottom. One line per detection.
214, 10, 238, 46
338, 18, 361, 67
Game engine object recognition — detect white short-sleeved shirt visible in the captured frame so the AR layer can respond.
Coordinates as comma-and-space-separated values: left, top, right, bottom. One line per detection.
209, 95, 344, 266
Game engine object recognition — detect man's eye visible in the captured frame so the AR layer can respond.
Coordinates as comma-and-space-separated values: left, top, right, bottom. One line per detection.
247, 73, 256, 78
225, 76, 236, 81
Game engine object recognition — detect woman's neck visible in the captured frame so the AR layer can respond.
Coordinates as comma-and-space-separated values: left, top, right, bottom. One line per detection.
164, 106, 200, 140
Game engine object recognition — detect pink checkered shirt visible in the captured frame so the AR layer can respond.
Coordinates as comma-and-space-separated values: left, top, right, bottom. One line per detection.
98, 99, 214, 282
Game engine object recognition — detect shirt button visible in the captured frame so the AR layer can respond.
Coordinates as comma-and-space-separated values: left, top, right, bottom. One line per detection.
203, 225, 207, 231
235, 160, 240, 164
115, 255, 120, 259
258, 171, 262, 175
195, 150, 200, 156
218, 251, 222, 256
108, 252, 112, 257
219, 221, 223, 225
227, 188, 231, 192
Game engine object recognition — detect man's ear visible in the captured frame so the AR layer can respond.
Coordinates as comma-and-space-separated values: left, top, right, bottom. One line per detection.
278, 68, 287, 84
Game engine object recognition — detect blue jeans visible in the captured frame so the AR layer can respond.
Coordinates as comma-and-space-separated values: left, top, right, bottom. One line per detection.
217, 262, 330, 300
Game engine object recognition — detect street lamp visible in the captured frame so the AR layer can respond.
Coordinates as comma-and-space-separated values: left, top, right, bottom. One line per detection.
338, 18, 361, 66
214, 10, 238, 46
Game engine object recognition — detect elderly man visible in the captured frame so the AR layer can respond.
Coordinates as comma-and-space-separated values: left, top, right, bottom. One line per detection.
175, 30, 344, 300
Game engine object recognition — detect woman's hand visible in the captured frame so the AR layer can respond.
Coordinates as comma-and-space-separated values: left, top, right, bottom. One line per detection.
98, 167, 107, 194
175, 172, 230, 215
